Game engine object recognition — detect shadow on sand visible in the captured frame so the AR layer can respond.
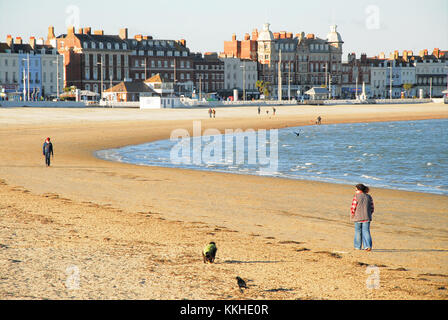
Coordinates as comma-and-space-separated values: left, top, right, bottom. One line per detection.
373, 249, 448, 253
222, 260, 283, 265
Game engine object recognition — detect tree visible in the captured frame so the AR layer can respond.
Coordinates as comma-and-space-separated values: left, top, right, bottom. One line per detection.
403, 83, 413, 97
256, 80, 271, 99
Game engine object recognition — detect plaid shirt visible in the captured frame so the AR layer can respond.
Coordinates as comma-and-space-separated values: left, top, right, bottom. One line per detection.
351, 191, 374, 222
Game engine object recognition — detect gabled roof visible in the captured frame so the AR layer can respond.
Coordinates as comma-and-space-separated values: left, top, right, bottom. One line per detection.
144, 74, 163, 83
105, 81, 155, 93
306, 87, 329, 95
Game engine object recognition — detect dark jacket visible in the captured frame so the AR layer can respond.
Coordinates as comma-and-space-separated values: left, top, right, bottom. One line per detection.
43, 142, 54, 156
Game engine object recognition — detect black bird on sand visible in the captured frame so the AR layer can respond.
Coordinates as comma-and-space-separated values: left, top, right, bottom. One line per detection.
236, 276, 248, 292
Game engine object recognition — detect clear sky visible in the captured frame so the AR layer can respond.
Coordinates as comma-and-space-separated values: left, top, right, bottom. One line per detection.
1, 0, 446, 60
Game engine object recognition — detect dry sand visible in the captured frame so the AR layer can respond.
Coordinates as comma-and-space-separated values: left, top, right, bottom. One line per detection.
0, 103, 447, 300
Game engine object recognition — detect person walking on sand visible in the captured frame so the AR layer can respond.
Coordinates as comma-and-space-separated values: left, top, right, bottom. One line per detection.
258, 106, 261, 115
351, 184, 375, 252
273, 107, 276, 116
213, 109, 216, 118
316, 116, 322, 125
43, 137, 54, 167
208, 108, 213, 118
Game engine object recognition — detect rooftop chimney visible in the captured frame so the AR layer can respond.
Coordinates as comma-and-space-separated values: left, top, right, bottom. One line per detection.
14, 37, 23, 45
433, 48, 440, 58
29, 37, 36, 49
78, 28, 84, 34
178, 39, 186, 47
244, 33, 250, 41
94, 30, 104, 36
287, 32, 293, 39
48, 26, 55, 40
6, 35, 13, 47
67, 26, 75, 36
252, 29, 258, 41
134, 34, 143, 41
84, 27, 92, 35
232, 34, 237, 41
119, 28, 128, 40
403, 50, 408, 62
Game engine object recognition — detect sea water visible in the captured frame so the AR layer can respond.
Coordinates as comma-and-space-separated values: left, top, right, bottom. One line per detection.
95, 119, 448, 195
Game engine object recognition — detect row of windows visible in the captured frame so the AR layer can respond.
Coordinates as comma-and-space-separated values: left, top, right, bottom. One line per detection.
226, 83, 257, 90
133, 50, 188, 57
133, 59, 191, 69
83, 42, 128, 51
196, 73, 224, 80
226, 73, 257, 81
195, 82, 224, 91
134, 72, 192, 81
0, 71, 58, 83
196, 64, 224, 71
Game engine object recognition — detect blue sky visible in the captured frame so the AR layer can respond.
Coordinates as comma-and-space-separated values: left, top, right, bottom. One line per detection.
1, 0, 446, 60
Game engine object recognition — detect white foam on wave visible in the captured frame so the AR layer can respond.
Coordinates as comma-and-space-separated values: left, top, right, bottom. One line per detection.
361, 175, 383, 181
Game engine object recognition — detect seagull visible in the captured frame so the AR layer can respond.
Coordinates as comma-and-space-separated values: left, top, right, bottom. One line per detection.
294, 130, 302, 137
236, 276, 248, 292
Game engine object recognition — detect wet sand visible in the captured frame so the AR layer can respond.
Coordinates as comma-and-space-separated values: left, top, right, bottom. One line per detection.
0, 103, 447, 300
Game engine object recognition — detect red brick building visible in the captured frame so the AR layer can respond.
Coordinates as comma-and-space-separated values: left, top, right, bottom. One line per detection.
191, 52, 224, 96
52, 26, 195, 96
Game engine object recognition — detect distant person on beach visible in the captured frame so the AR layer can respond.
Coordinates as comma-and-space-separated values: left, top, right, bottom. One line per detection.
316, 116, 322, 125
213, 109, 216, 118
350, 184, 375, 252
208, 108, 213, 118
43, 137, 54, 167
258, 106, 261, 115
273, 107, 276, 116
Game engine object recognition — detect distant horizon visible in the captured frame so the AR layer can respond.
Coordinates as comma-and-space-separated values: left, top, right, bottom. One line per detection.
1, 0, 446, 61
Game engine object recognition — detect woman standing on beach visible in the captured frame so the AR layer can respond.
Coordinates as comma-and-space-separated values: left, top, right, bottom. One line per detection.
350, 184, 375, 251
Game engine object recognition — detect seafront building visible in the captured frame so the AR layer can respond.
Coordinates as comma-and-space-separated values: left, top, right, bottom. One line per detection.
2, 23, 446, 103
53, 26, 195, 96
222, 23, 344, 99
0, 35, 64, 101
218, 56, 258, 99
191, 52, 224, 99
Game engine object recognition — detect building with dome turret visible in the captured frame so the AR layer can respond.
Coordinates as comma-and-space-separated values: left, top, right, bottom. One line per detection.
222, 23, 345, 99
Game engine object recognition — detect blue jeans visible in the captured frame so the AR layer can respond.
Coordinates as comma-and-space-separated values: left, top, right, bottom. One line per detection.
354, 222, 372, 250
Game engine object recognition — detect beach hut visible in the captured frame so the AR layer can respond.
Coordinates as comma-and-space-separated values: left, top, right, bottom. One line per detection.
305, 87, 329, 100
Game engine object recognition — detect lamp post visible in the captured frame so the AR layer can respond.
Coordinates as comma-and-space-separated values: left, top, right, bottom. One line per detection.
97, 56, 104, 100
171, 59, 179, 96
389, 64, 393, 100
240, 62, 246, 101
429, 77, 432, 99
142, 58, 148, 81
22, 54, 30, 101
278, 49, 282, 102
199, 75, 202, 101
288, 61, 292, 101
52, 55, 60, 100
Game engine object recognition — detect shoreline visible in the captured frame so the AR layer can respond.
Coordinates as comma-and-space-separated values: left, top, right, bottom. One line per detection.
94, 118, 447, 197
1, 103, 448, 300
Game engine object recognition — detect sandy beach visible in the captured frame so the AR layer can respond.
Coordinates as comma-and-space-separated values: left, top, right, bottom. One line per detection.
0, 103, 447, 300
